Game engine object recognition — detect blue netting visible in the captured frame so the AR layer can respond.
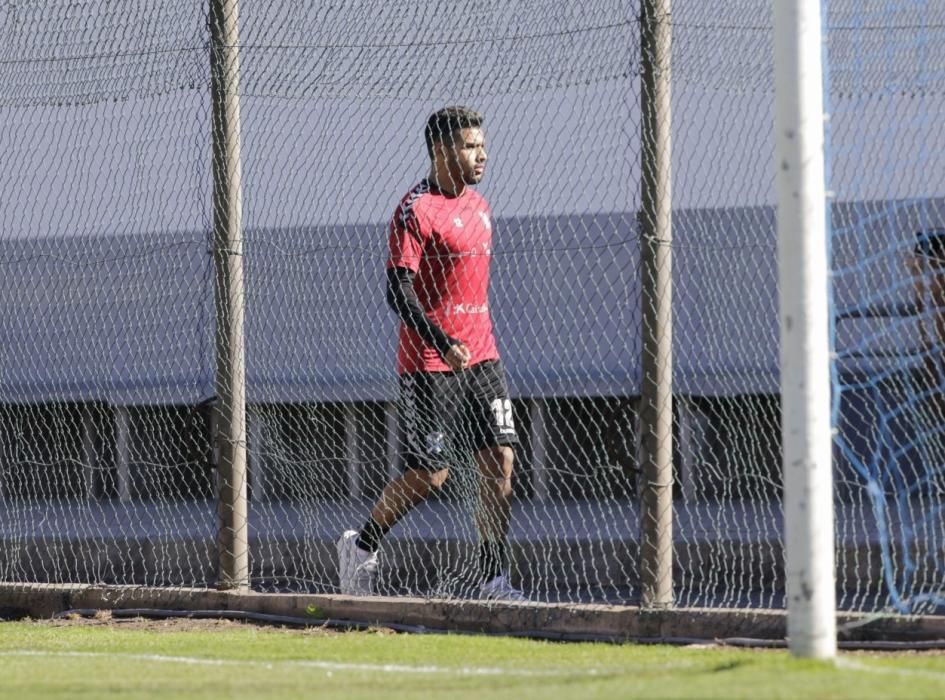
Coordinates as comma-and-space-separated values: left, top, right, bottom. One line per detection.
828, 1, 945, 614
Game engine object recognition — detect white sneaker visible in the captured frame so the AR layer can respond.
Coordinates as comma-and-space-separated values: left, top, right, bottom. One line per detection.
479, 574, 527, 602
336, 530, 378, 596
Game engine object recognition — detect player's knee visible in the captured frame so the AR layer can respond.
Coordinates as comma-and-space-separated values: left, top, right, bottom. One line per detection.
480, 445, 515, 482
427, 467, 450, 491
499, 448, 515, 497
403, 467, 449, 498
496, 445, 515, 478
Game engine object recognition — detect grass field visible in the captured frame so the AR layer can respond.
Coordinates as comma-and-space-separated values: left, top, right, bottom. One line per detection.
1, 617, 944, 699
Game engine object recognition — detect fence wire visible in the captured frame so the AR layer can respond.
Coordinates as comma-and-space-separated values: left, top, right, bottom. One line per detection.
0, 0, 941, 617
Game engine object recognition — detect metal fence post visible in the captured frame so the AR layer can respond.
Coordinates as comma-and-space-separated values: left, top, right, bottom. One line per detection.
209, 0, 249, 591
639, 0, 674, 609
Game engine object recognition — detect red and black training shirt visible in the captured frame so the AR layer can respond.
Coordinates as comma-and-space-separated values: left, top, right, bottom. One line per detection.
386, 179, 500, 374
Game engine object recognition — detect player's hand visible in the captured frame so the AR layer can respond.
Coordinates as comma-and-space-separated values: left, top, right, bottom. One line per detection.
444, 343, 471, 372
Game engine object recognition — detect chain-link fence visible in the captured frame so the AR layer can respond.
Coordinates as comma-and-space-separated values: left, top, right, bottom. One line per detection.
0, 0, 942, 619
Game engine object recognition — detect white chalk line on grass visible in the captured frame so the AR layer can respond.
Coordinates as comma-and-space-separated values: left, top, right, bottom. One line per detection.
1, 650, 694, 678
836, 657, 945, 683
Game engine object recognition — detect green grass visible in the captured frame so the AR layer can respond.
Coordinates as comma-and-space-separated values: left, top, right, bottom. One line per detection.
1, 619, 944, 699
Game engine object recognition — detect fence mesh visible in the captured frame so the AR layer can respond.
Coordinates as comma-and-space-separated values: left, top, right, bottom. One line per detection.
237, 1, 641, 601
0, 0, 941, 618
0, 1, 215, 587
829, 1, 945, 615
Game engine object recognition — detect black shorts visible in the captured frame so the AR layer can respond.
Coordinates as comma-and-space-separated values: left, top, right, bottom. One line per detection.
400, 360, 519, 472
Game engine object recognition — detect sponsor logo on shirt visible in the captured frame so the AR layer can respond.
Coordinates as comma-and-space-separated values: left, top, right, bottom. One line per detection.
446, 302, 489, 316
478, 211, 492, 230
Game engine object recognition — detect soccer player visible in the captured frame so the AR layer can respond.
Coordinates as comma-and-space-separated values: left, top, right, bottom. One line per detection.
905, 229, 945, 493
910, 229, 945, 419
337, 106, 524, 601
912, 228, 945, 373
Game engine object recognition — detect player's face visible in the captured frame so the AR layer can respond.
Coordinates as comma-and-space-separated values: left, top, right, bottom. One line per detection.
442, 127, 487, 188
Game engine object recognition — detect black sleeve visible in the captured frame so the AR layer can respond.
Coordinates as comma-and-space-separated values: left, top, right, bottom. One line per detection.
386, 266, 458, 358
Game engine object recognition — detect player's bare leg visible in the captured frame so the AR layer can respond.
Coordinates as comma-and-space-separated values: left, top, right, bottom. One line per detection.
371, 467, 450, 530
475, 446, 513, 541
475, 445, 525, 600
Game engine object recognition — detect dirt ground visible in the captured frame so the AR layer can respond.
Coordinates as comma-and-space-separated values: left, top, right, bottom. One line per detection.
12, 613, 945, 654
33, 611, 397, 636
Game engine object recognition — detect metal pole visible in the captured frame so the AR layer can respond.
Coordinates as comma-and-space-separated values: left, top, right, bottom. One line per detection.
528, 400, 549, 502
774, 0, 836, 660
639, 0, 674, 609
81, 406, 98, 501
209, 0, 249, 591
344, 404, 362, 500
115, 406, 132, 503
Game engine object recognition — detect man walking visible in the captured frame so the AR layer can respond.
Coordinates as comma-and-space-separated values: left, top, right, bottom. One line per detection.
337, 106, 524, 601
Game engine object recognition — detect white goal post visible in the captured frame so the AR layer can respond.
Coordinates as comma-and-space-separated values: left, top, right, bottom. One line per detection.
774, 0, 837, 659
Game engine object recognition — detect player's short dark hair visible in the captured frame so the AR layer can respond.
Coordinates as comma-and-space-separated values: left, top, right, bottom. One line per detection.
915, 228, 945, 263
425, 106, 484, 159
